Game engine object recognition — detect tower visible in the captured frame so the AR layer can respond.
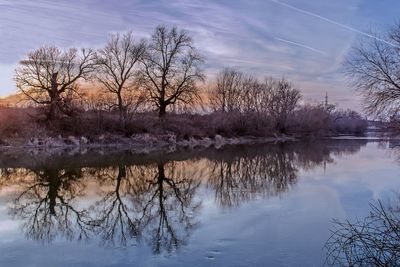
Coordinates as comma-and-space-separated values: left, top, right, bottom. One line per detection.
325, 92, 328, 108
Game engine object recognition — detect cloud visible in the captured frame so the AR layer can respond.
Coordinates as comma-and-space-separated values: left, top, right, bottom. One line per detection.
0, 0, 399, 111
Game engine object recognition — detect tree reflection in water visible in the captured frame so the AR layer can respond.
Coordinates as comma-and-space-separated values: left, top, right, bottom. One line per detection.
207, 142, 356, 207
0, 140, 368, 254
91, 161, 202, 253
88, 165, 140, 246
324, 141, 400, 267
4, 167, 91, 242
208, 144, 297, 207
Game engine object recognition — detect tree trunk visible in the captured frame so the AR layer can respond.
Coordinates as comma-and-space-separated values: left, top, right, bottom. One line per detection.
276, 120, 286, 134
159, 103, 167, 119
117, 93, 126, 128
48, 100, 58, 121
48, 72, 59, 121
48, 169, 61, 216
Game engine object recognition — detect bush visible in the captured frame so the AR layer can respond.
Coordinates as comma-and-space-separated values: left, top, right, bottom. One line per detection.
0, 107, 41, 139
331, 109, 368, 135
288, 104, 331, 135
0, 104, 368, 141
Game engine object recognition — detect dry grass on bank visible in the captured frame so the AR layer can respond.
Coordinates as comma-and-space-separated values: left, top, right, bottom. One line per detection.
0, 106, 369, 143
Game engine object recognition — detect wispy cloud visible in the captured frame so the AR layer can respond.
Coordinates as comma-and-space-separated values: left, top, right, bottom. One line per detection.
0, 0, 399, 110
270, 0, 398, 47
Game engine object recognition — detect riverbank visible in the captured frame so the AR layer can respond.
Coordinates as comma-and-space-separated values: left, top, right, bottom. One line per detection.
0, 127, 388, 159
0, 107, 369, 153
0, 133, 296, 155
0, 133, 391, 171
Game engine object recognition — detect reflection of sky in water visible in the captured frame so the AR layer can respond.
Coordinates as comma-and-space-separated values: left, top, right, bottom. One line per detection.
0, 141, 399, 266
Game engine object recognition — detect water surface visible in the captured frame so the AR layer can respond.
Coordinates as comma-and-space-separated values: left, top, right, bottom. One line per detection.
0, 140, 399, 266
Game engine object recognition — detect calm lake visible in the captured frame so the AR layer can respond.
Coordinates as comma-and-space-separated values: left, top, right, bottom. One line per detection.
0, 140, 399, 267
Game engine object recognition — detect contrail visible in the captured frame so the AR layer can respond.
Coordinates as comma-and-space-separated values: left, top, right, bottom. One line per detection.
275, 37, 327, 55
270, 0, 398, 47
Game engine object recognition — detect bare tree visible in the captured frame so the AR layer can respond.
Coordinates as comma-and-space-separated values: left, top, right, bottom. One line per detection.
263, 78, 301, 133
209, 68, 243, 112
95, 32, 146, 124
208, 70, 300, 120
15, 46, 96, 120
239, 75, 263, 113
325, 196, 400, 267
345, 24, 400, 117
331, 109, 368, 134
208, 69, 301, 133
139, 25, 205, 118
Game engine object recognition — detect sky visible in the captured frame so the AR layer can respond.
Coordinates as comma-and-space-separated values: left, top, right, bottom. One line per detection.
0, 0, 399, 110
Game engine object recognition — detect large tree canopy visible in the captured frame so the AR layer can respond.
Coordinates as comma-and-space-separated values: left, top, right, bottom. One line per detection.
95, 32, 145, 123
345, 24, 400, 118
15, 46, 96, 120
138, 25, 205, 118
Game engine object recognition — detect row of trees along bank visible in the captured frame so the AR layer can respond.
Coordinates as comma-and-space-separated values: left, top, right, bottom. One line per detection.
11, 25, 367, 137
